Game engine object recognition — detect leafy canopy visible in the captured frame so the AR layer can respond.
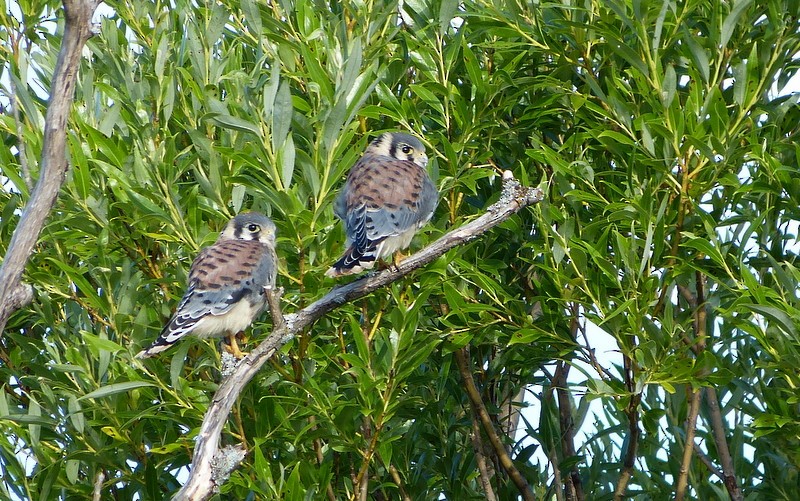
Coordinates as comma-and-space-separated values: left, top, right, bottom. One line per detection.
1, 0, 799, 499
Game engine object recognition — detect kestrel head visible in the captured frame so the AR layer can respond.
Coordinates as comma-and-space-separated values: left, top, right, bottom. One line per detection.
219, 212, 277, 246
366, 132, 428, 168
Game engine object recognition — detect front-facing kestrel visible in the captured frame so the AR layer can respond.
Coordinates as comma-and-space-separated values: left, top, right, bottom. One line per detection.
326, 132, 438, 277
136, 212, 277, 359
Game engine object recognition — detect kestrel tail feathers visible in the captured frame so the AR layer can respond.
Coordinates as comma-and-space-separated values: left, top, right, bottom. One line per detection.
326, 132, 438, 278
136, 212, 278, 359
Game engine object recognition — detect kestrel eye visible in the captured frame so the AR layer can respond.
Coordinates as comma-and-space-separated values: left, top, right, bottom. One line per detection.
401, 145, 413, 154
247, 224, 260, 232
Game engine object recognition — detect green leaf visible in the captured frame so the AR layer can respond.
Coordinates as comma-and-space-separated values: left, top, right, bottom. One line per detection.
78, 381, 157, 401
209, 113, 262, 137
721, 0, 752, 48
272, 80, 293, 151
745, 304, 798, 338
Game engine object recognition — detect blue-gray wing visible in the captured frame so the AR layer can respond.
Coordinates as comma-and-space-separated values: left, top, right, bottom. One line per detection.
136, 240, 276, 358
328, 154, 437, 276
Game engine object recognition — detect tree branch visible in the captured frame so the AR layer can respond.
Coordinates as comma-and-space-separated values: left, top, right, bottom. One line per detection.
553, 361, 583, 501
704, 387, 743, 501
172, 173, 544, 500
614, 350, 641, 500
469, 405, 498, 501
0, 0, 99, 336
692, 442, 724, 481
455, 347, 536, 501
675, 386, 702, 501
692, 272, 742, 500
385, 462, 411, 501
614, 388, 641, 498
555, 305, 584, 501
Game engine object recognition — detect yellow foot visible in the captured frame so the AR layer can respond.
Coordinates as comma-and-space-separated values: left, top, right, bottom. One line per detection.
223, 333, 248, 359
393, 250, 407, 267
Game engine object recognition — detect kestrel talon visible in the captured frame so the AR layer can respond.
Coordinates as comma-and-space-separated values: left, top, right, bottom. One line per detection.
136, 212, 278, 359
326, 132, 438, 277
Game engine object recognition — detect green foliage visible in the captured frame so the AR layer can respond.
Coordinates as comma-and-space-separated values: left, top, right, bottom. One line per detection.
1, 0, 800, 498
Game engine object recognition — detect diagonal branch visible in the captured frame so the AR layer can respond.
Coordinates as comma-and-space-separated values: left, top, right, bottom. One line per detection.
469, 407, 498, 501
704, 387, 743, 501
172, 172, 545, 500
553, 360, 582, 501
692, 442, 724, 481
614, 349, 641, 500
555, 304, 584, 501
455, 347, 535, 501
675, 386, 702, 501
0, 0, 100, 336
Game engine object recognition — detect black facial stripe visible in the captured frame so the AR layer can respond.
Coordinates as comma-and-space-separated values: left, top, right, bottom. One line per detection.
389, 138, 398, 159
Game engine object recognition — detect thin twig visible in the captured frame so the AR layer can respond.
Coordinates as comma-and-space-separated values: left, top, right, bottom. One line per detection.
498, 386, 525, 448
309, 415, 336, 501
693, 272, 741, 501
386, 463, 411, 501
614, 348, 641, 500
171, 173, 545, 500
577, 319, 615, 382
675, 387, 702, 501
548, 444, 564, 501
653, 152, 692, 317
704, 387, 743, 501
469, 406, 498, 501
92, 470, 105, 501
352, 417, 379, 501
0, 0, 100, 335
614, 376, 641, 498
555, 306, 584, 501
692, 442, 724, 481
553, 361, 581, 501
455, 347, 535, 501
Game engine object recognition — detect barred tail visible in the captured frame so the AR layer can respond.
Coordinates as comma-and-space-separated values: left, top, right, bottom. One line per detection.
325, 245, 378, 278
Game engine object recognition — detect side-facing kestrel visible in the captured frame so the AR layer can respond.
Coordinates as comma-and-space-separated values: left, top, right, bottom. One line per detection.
136, 212, 277, 359
326, 132, 438, 277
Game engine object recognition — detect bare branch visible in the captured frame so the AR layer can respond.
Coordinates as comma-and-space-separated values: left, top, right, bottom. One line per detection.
172, 173, 545, 500
704, 387, 743, 501
548, 445, 565, 501
553, 361, 583, 501
469, 406, 498, 501
309, 414, 337, 501
613, 390, 642, 500
455, 347, 535, 501
675, 387, 702, 501
676, 272, 730, 500
498, 386, 525, 445
7, 283, 34, 315
386, 463, 412, 501
554, 305, 584, 501
264, 287, 285, 330
614, 348, 641, 500
92, 470, 104, 501
0, 0, 100, 336
692, 442, 724, 481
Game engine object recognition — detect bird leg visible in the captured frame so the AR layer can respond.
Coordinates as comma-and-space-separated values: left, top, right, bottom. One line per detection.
375, 251, 407, 273
223, 332, 247, 359
392, 250, 407, 270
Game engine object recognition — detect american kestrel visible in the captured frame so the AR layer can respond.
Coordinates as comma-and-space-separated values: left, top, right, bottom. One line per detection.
136, 212, 277, 359
326, 132, 438, 277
